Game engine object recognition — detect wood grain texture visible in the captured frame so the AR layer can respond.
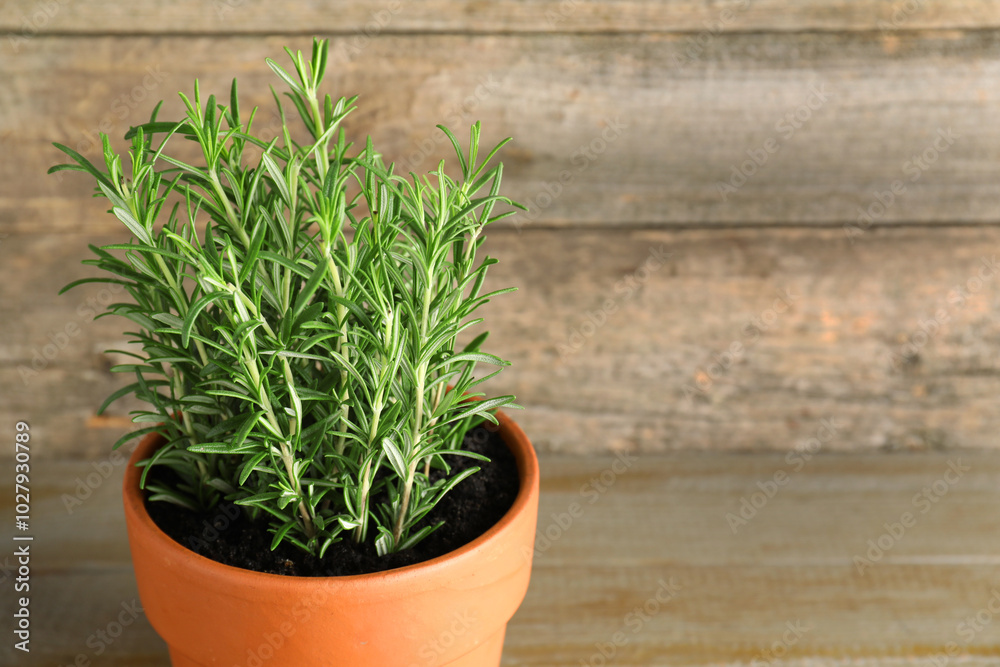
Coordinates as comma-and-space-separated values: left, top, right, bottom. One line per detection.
485, 225, 1000, 454
4, 225, 1000, 458
2, 32, 1000, 230
0, 0, 996, 35
5, 452, 1000, 665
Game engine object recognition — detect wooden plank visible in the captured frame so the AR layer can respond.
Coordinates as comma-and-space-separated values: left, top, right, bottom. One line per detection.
0, 0, 995, 35
9, 564, 1000, 666
3, 32, 1000, 230
5, 225, 1000, 457
6, 453, 1000, 665
481, 224, 1000, 454
17, 453, 1000, 571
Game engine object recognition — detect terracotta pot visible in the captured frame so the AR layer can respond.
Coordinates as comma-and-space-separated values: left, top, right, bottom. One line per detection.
122, 410, 539, 667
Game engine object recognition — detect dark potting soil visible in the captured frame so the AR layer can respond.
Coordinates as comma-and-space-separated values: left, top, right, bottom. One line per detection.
145, 425, 520, 577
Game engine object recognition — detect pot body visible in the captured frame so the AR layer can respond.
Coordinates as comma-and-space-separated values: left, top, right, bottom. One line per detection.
122, 411, 539, 667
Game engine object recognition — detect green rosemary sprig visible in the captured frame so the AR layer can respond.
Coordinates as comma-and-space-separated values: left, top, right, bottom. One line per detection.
52, 38, 523, 558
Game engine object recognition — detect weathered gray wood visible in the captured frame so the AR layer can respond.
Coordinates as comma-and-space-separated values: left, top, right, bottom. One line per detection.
2, 32, 999, 230
0, 0, 995, 35
5, 225, 1000, 457
6, 453, 1000, 665
481, 225, 1000, 454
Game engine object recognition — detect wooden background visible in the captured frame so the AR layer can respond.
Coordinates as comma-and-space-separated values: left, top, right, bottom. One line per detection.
2, 1, 1000, 458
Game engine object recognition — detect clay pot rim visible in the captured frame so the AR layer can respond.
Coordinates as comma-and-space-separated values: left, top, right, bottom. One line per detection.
122, 409, 538, 588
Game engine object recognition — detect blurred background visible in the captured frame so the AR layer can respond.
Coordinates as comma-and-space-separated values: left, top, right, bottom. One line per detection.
3, 2, 1000, 461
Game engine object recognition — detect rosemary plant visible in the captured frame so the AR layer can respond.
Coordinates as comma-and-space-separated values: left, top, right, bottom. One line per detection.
52, 39, 522, 558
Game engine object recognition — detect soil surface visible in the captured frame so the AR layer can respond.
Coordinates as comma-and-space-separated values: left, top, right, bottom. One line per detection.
145, 425, 520, 576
